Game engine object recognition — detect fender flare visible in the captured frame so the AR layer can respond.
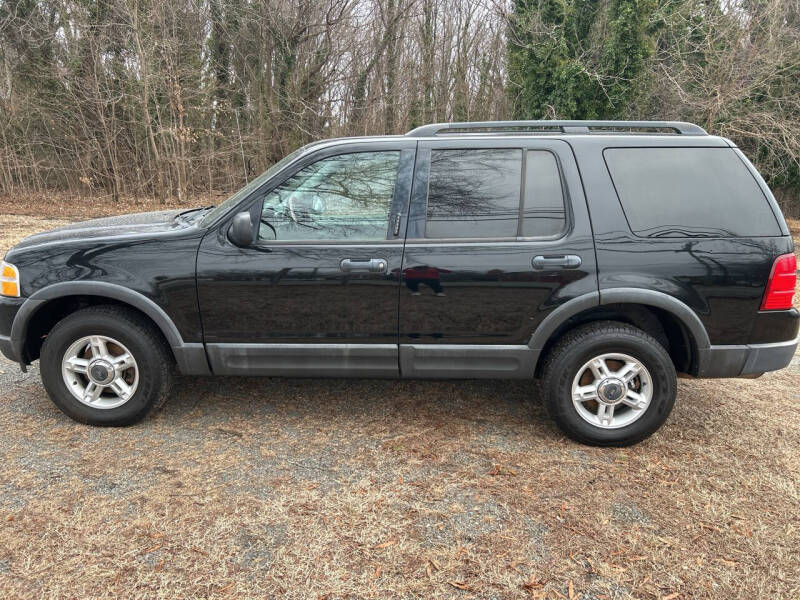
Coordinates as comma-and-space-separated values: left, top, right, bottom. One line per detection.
12, 281, 183, 348
598, 288, 710, 349
9, 281, 211, 375
528, 288, 710, 352
528, 292, 600, 350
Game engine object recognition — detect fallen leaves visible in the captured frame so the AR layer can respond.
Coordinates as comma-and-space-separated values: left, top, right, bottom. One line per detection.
715, 558, 737, 567
488, 464, 517, 477
569, 581, 579, 600
449, 580, 473, 591
522, 575, 543, 591
730, 524, 752, 537
425, 558, 441, 579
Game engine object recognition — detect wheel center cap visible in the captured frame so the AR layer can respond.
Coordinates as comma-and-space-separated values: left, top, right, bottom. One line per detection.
598, 378, 625, 404
88, 359, 114, 385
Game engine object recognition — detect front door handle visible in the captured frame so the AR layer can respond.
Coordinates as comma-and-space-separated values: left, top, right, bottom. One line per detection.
532, 255, 582, 270
340, 258, 388, 273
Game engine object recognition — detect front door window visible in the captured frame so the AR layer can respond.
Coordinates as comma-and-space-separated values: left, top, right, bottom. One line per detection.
259, 151, 401, 242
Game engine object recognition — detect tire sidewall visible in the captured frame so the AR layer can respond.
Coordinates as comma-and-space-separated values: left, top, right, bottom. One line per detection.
41, 312, 165, 425
548, 332, 676, 445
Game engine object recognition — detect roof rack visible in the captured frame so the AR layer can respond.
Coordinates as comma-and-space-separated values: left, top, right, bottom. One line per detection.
405, 120, 708, 137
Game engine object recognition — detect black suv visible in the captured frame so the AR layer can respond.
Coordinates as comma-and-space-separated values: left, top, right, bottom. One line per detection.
1, 120, 797, 445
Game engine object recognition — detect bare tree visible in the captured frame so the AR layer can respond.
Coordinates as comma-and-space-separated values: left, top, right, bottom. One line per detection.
0, 0, 796, 212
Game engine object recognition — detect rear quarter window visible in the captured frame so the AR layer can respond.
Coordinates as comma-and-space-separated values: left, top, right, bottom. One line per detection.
604, 147, 781, 238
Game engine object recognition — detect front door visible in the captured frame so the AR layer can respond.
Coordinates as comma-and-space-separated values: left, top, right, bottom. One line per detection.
196, 140, 416, 376
398, 138, 597, 377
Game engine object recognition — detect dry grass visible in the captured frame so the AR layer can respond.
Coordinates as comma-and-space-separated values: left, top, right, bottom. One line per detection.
0, 193, 207, 220
788, 218, 800, 310
0, 204, 798, 599
788, 218, 800, 249
0, 214, 72, 253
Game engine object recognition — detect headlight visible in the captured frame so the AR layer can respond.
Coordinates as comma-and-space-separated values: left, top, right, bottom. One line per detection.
1, 261, 20, 297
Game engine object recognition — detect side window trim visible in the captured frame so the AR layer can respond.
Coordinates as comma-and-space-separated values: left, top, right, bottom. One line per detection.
516, 149, 527, 238
522, 149, 569, 239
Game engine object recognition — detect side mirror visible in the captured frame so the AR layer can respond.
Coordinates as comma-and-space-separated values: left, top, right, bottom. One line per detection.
228, 212, 254, 246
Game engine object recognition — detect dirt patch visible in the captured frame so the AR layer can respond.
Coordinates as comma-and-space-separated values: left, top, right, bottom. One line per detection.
0, 205, 798, 599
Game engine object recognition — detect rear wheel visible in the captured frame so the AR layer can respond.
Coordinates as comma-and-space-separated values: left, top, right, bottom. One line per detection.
40, 306, 174, 425
541, 321, 676, 446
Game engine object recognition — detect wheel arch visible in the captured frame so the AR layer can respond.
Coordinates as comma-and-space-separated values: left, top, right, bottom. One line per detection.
598, 288, 710, 355
529, 289, 710, 376
10, 282, 209, 374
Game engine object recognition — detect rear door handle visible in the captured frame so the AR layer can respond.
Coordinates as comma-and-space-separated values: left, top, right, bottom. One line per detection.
340, 258, 388, 273
532, 255, 582, 270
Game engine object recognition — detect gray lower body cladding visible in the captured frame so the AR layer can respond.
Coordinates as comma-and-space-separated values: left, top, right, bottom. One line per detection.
205, 343, 538, 379
697, 337, 798, 377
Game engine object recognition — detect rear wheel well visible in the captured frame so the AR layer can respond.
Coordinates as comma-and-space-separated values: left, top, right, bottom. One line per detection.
536, 303, 696, 377
22, 295, 172, 364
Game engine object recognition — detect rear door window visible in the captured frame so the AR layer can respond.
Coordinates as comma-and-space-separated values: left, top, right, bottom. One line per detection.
425, 148, 522, 238
604, 147, 780, 238
424, 148, 566, 239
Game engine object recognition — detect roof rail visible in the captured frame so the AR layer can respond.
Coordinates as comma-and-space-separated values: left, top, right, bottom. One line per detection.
405, 120, 708, 137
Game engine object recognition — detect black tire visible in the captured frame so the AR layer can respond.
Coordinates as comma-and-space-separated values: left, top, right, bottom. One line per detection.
40, 306, 174, 426
541, 320, 676, 446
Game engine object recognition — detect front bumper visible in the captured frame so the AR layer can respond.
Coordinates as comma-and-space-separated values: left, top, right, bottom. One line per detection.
0, 296, 25, 363
698, 336, 798, 377
0, 334, 16, 362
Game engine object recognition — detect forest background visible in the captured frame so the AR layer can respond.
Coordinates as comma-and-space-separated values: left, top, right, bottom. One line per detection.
1, 0, 798, 214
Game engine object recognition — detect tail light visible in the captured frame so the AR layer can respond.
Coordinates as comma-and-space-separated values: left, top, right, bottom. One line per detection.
760, 253, 797, 310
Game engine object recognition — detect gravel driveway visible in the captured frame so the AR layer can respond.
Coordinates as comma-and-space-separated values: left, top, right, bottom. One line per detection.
1, 350, 799, 599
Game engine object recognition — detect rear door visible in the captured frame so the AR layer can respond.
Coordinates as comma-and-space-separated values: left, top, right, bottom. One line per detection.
398, 137, 596, 377
196, 139, 416, 376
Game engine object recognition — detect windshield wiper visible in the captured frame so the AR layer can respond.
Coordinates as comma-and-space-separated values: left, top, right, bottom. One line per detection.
175, 205, 215, 223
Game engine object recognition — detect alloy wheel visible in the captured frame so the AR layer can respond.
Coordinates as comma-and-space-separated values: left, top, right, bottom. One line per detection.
61, 335, 139, 409
570, 352, 653, 429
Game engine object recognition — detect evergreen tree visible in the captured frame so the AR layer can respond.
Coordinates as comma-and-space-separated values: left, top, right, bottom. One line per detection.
508, 0, 656, 119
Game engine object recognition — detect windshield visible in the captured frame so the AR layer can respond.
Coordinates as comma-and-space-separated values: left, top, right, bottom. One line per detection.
199, 146, 306, 227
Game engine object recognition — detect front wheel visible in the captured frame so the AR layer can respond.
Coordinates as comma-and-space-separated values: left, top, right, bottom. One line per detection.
541, 321, 677, 446
40, 306, 174, 426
